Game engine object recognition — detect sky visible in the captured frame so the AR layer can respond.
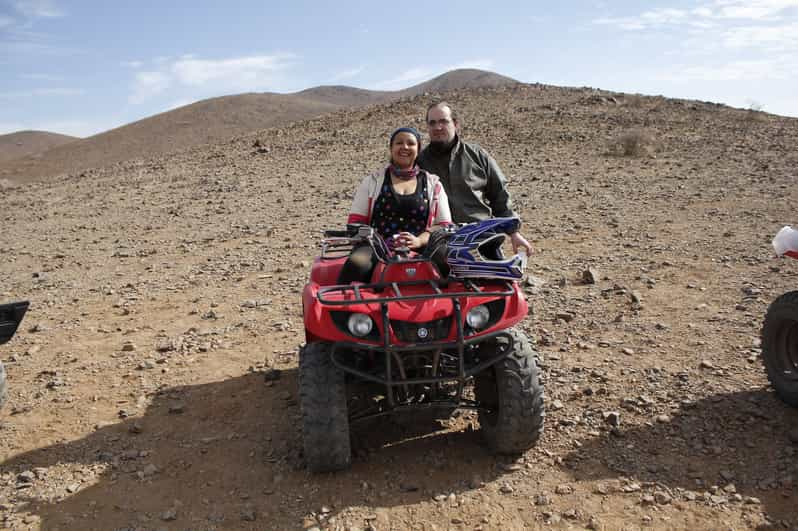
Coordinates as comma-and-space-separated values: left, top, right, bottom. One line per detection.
1, 0, 797, 137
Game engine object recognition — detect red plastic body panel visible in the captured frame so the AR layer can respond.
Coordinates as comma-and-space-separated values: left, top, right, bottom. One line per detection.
302, 253, 528, 345
310, 256, 347, 287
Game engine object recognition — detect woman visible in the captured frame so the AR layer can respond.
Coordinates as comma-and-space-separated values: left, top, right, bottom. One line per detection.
340, 126, 452, 283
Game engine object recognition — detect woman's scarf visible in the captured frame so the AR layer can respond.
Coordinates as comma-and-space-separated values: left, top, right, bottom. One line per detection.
390, 164, 420, 181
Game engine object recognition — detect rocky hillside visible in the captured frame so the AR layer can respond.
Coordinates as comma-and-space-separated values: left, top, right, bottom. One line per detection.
1, 83, 797, 529
0, 69, 519, 184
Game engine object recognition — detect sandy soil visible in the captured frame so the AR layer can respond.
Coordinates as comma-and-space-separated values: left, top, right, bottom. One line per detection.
1, 84, 798, 530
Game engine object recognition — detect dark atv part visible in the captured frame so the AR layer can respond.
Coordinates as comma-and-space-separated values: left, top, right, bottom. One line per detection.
299, 342, 351, 472
0, 301, 30, 409
762, 290, 798, 406
474, 328, 544, 453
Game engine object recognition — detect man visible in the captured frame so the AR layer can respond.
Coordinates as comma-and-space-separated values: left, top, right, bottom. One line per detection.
417, 101, 532, 254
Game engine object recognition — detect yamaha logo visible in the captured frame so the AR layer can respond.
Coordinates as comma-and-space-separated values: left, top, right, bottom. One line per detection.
406, 267, 416, 278
417, 327, 429, 339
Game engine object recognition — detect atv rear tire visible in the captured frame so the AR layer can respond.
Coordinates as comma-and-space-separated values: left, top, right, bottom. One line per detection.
299, 342, 351, 472
762, 291, 798, 406
474, 329, 544, 454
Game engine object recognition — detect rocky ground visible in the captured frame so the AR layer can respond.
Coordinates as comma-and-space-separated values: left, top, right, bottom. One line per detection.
1, 84, 798, 530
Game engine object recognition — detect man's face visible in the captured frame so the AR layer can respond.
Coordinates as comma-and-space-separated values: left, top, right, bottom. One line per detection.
427, 105, 457, 146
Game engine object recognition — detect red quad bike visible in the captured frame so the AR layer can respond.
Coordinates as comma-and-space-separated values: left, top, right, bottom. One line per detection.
762, 226, 798, 406
0, 301, 29, 410
300, 217, 544, 473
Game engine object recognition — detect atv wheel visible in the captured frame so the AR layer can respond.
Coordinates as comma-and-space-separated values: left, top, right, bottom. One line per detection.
474, 329, 544, 453
762, 291, 798, 406
299, 342, 351, 472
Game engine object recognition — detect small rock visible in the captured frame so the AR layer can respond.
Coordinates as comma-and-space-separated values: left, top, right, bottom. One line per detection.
555, 484, 574, 495
122, 342, 136, 352
603, 411, 621, 427
654, 491, 672, 504
66, 483, 80, 493
555, 311, 575, 323
534, 494, 551, 505
161, 509, 177, 521
499, 484, 514, 494
17, 471, 35, 483
168, 403, 185, 414
699, 360, 715, 369
582, 268, 599, 284
240, 508, 256, 521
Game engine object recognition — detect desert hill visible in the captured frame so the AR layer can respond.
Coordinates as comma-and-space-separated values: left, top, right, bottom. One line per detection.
0, 69, 519, 184
1, 82, 798, 528
0, 130, 78, 163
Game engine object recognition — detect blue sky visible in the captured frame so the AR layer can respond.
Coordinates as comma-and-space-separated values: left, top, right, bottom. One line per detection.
1, 0, 797, 137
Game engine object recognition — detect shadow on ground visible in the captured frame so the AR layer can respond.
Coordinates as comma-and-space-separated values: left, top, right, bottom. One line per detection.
1, 369, 511, 529
562, 388, 798, 530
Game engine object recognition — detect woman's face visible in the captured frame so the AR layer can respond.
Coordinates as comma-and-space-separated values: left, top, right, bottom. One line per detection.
390, 132, 419, 169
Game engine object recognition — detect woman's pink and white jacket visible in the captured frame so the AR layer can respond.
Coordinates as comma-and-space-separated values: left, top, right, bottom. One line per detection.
347, 165, 453, 230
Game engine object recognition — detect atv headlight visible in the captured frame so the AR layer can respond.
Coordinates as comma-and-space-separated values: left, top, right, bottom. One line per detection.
347, 313, 374, 337
466, 305, 490, 330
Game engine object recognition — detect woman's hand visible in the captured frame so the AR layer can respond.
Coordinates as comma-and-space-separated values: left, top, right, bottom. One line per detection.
396, 231, 428, 250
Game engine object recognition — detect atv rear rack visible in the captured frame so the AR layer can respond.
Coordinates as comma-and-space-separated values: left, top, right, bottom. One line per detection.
317, 278, 515, 307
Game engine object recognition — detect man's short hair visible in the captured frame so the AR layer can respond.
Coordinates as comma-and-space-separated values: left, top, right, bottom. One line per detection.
426, 101, 458, 123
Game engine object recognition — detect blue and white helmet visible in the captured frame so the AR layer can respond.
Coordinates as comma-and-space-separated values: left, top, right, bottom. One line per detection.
445, 217, 527, 280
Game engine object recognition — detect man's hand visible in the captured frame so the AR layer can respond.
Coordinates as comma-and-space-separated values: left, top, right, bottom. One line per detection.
510, 231, 532, 255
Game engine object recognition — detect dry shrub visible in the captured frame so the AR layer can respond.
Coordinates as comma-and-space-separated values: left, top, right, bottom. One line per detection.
609, 128, 656, 157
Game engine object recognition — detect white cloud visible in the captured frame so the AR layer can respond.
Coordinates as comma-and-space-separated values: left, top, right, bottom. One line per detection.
127, 54, 297, 103
129, 71, 170, 104
329, 66, 364, 82
721, 21, 798, 49
712, 0, 798, 20
594, 1, 798, 30
13, 0, 64, 18
171, 54, 294, 86
121, 60, 143, 69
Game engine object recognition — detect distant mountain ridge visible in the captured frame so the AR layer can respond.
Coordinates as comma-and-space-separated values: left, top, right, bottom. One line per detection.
0, 131, 78, 164
0, 69, 520, 183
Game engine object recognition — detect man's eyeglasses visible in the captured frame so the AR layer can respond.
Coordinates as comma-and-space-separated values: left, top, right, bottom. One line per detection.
427, 118, 452, 128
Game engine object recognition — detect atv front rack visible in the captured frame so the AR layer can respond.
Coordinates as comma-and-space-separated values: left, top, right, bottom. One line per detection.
317, 278, 515, 306
316, 279, 519, 415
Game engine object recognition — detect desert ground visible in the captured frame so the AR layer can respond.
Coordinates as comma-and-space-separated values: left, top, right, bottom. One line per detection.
2, 82, 798, 530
